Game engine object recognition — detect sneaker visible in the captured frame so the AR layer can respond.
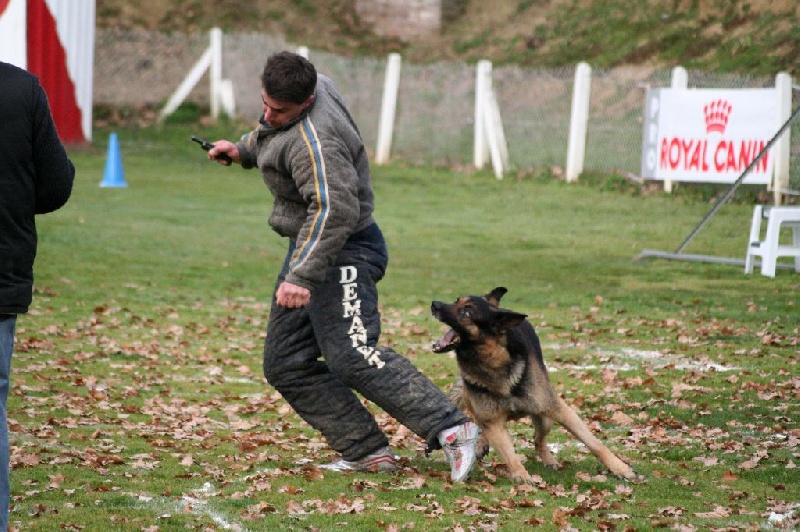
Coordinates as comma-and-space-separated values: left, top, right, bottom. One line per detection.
317, 446, 397, 472
438, 421, 481, 482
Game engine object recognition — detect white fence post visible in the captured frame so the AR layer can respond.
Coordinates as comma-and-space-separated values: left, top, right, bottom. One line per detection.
565, 62, 592, 182
159, 27, 233, 122
296, 46, 309, 59
488, 89, 510, 178
159, 46, 213, 122
483, 89, 505, 179
375, 53, 402, 165
210, 28, 222, 119
474, 60, 491, 170
473, 60, 508, 178
773, 72, 792, 205
218, 79, 236, 117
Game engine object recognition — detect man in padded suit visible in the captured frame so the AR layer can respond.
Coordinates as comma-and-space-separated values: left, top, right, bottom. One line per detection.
207, 51, 479, 481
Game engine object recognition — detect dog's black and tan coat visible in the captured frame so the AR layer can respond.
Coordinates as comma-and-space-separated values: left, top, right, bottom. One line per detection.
431, 287, 635, 482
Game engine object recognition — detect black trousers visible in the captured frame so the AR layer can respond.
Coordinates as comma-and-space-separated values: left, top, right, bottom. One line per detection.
263, 224, 467, 461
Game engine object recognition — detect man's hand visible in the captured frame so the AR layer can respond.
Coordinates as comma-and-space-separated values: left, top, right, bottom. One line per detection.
276, 281, 311, 308
208, 140, 241, 166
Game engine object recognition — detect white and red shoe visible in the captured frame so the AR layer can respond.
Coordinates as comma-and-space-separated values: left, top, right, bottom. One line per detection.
318, 446, 397, 472
438, 421, 481, 482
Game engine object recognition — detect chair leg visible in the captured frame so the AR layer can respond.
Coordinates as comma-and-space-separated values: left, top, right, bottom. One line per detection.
760, 216, 780, 278
744, 206, 763, 275
793, 227, 800, 273
744, 247, 756, 275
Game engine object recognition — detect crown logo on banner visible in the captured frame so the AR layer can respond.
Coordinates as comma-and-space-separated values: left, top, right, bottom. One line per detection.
703, 99, 733, 134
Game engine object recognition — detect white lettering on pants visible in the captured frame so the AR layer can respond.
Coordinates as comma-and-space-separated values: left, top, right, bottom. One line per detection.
347, 316, 368, 347
340, 266, 358, 283
339, 265, 385, 369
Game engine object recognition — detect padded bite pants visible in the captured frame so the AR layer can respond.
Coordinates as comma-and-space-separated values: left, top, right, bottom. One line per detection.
263, 224, 467, 461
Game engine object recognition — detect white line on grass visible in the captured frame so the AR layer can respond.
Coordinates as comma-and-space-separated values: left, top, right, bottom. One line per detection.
766, 506, 798, 529
545, 345, 739, 372
181, 482, 248, 531
135, 482, 249, 531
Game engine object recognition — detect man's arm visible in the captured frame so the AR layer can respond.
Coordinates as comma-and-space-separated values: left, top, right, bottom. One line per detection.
32, 83, 74, 214
284, 136, 361, 291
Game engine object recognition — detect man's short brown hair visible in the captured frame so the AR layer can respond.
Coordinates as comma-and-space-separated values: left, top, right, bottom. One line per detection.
261, 51, 317, 104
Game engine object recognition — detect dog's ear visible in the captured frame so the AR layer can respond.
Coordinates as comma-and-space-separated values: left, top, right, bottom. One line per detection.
485, 287, 508, 306
491, 307, 526, 332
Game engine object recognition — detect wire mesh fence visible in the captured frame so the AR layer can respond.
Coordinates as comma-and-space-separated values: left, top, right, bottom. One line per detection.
94, 29, 799, 190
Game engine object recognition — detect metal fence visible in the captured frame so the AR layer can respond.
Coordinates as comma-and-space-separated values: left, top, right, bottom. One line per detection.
94, 29, 799, 190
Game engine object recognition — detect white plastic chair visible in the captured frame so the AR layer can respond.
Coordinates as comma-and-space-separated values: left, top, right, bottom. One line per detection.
745, 206, 800, 277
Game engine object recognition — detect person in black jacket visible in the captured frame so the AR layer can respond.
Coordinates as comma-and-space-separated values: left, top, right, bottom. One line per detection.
0, 61, 75, 530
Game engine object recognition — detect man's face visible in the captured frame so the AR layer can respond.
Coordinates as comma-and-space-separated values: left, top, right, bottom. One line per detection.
261, 89, 313, 129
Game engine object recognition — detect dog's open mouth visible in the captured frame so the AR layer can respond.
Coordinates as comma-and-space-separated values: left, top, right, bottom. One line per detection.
432, 328, 460, 353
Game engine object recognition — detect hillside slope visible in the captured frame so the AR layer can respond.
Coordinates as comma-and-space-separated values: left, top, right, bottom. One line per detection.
96, 0, 798, 76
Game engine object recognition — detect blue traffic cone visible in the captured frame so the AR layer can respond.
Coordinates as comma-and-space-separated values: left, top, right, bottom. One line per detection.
100, 132, 127, 188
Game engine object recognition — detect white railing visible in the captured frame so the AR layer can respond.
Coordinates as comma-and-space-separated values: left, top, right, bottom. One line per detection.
152, 28, 795, 196
159, 28, 235, 122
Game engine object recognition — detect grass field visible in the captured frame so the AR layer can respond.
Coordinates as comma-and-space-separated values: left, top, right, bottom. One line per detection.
9, 122, 799, 530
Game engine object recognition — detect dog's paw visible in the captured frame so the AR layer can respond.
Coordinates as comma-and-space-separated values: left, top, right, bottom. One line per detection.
615, 464, 637, 481
618, 468, 645, 483
509, 470, 534, 484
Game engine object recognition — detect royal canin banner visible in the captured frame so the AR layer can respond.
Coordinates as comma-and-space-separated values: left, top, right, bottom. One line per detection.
641, 88, 777, 184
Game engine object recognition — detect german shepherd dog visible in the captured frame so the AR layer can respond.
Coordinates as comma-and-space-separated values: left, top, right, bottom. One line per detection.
431, 287, 635, 482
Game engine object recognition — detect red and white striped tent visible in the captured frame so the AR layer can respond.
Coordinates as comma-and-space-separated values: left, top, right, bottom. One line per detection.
0, 0, 95, 143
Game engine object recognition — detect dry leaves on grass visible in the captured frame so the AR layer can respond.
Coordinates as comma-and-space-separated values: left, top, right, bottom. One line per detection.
8, 300, 800, 529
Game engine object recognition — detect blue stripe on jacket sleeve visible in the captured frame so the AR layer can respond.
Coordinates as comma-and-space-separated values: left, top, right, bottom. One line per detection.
290, 117, 329, 272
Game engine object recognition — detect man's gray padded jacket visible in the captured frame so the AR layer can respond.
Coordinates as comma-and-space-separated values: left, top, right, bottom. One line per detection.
236, 75, 377, 291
